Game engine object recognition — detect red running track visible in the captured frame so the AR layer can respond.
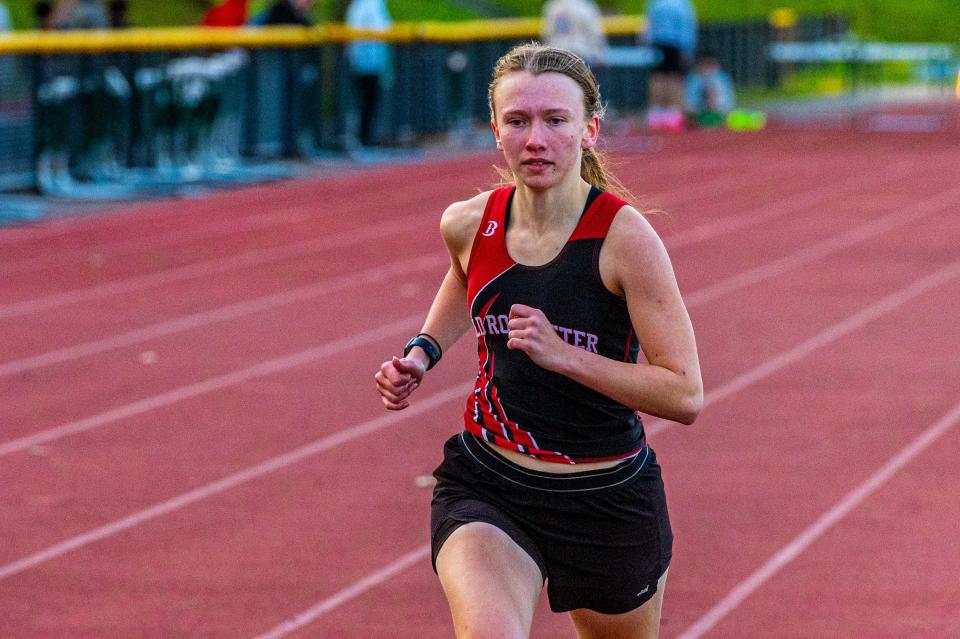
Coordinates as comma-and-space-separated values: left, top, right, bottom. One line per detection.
1, 126, 958, 638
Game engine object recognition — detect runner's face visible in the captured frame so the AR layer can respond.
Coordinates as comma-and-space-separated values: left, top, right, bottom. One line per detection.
491, 71, 599, 190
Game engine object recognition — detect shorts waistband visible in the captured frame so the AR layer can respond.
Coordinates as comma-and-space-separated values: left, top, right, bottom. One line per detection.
458, 432, 650, 493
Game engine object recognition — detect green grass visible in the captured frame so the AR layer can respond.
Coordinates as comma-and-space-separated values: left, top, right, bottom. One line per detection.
3, 0, 959, 43
687, 0, 960, 44
1, 0, 477, 29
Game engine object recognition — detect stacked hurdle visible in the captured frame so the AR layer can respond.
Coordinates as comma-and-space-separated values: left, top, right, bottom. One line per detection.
32, 50, 258, 198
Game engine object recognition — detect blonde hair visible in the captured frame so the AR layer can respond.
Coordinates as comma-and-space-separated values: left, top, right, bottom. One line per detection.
488, 42, 632, 201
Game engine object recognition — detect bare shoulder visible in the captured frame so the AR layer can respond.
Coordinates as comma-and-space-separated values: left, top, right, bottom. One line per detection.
608, 205, 671, 265
602, 205, 676, 295
440, 190, 494, 257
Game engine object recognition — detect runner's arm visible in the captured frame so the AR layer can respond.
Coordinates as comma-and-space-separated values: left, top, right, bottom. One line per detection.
375, 194, 488, 409
506, 207, 703, 423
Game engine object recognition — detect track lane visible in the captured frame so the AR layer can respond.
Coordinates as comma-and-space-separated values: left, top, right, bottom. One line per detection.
3, 154, 952, 399
1, 191, 956, 563
0, 134, 944, 304
4, 183, 955, 459
659, 279, 960, 638
248, 260, 960, 639
1, 234, 960, 636
3, 127, 956, 636
0, 145, 817, 278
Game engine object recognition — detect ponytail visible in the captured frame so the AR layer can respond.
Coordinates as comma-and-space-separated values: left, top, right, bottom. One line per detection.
581, 147, 634, 202
580, 148, 606, 191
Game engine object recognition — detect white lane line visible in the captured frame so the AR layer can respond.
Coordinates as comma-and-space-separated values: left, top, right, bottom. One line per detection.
701, 260, 960, 408
3, 197, 957, 456
3, 258, 958, 588
1, 159, 722, 277
0, 155, 924, 321
0, 149, 753, 248
0, 384, 471, 581
0, 253, 447, 378
254, 262, 960, 638
662, 156, 925, 250
638, 153, 819, 211
682, 184, 960, 306
253, 545, 432, 639
646, 258, 960, 438
0, 208, 431, 278
675, 400, 960, 639
4, 170, 948, 380
0, 207, 314, 277
0, 160, 476, 248
0, 214, 421, 321
0, 199, 916, 447
0, 315, 423, 457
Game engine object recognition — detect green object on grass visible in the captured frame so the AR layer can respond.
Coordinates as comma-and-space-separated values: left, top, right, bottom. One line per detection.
696, 111, 725, 127
726, 110, 767, 131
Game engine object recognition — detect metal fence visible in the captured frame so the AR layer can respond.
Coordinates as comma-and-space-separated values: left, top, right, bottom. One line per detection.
0, 15, 847, 199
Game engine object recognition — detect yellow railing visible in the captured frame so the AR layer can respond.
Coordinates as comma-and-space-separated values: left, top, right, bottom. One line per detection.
0, 16, 645, 54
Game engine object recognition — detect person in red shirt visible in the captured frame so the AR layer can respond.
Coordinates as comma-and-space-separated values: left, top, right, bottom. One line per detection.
200, 0, 248, 27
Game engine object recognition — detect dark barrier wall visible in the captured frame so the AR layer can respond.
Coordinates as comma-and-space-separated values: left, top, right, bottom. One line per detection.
0, 15, 847, 195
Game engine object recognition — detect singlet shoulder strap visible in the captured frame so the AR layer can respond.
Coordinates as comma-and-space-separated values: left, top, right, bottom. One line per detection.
569, 190, 630, 242
466, 186, 515, 277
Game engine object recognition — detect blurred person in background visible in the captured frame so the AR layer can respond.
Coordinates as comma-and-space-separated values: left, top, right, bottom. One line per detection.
541, 0, 608, 67
0, 0, 10, 81
200, 0, 248, 27
262, 0, 313, 26
107, 0, 128, 28
52, 0, 109, 29
0, 1, 11, 33
683, 50, 734, 127
643, 0, 696, 131
346, 0, 392, 147
34, 1, 57, 29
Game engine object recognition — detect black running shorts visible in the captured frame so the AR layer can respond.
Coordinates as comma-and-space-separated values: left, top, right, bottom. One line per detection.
431, 432, 673, 614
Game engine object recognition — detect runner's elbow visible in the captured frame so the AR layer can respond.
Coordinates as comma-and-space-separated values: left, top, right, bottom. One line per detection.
674, 385, 703, 425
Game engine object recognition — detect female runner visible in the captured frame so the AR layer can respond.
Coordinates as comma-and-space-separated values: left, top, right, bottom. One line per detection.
375, 43, 702, 639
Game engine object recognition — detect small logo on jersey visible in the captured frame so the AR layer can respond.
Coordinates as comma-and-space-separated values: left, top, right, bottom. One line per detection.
636, 585, 650, 597
481, 221, 498, 237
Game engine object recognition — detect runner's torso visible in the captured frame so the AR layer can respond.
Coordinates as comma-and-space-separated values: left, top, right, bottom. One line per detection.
463, 186, 646, 464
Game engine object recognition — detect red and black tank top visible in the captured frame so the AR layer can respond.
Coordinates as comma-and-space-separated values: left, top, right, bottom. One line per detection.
463, 185, 646, 464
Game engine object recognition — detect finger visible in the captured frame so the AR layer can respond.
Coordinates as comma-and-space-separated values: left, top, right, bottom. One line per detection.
382, 397, 410, 410
507, 336, 529, 352
507, 328, 528, 342
509, 303, 534, 319
376, 375, 416, 397
378, 387, 409, 403
393, 356, 424, 378
380, 361, 412, 385
375, 370, 409, 391
507, 316, 531, 331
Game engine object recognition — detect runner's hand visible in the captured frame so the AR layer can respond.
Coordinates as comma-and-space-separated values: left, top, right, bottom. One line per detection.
507, 304, 568, 372
375, 356, 425, 410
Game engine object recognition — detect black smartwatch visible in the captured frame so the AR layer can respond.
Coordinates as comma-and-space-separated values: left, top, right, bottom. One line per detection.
404, 334, 442, 371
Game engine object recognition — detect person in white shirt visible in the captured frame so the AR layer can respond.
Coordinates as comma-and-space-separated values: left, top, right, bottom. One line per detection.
541, 0, 608, 66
